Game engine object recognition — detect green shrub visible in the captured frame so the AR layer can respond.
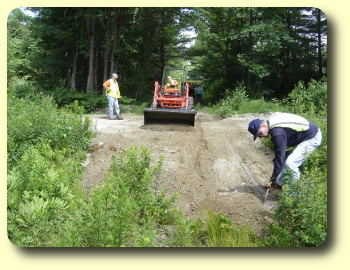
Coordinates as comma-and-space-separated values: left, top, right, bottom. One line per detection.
10, 83, 109, 113
238, 98, 288, 114
50, 87, 109, 113
7, 142, 86, 246
7, 92, 94, 170
208, 86, 248, 116
171, 218, 207, 247
169, 211, 260, 247
67, 145, 180, 247
263, 174, 327, 247
288, 78, 327, 117
287, 78, 328, 177
207, 85, 288, 116
7, 91, 94, 246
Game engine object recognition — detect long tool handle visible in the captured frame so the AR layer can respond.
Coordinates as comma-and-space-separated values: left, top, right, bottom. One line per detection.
263, 188, 270, 204
223, 137, 265, 194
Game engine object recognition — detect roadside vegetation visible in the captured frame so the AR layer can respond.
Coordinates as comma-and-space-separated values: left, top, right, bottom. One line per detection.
7, 78, 327, 247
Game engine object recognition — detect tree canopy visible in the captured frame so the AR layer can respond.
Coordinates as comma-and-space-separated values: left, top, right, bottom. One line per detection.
7, 7, 327, 103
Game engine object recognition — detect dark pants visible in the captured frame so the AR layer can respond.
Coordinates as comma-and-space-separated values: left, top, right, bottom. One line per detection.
196, 94, 203, 105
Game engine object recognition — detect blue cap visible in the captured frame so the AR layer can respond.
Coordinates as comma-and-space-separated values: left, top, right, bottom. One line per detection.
248, 119, 262, 141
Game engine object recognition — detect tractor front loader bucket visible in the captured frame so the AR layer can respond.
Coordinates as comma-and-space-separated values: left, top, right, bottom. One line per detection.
143, 67, 197, 126
143, 108, 196, 126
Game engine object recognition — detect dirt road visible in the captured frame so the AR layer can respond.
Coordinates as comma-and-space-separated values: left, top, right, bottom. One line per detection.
81, 111, 280, 236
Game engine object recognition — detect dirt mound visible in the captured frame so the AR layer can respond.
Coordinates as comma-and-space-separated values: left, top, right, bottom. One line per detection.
81, 111, 280, 235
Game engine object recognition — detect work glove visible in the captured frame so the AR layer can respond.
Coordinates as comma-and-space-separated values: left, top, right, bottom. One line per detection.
265, 177, 282, 189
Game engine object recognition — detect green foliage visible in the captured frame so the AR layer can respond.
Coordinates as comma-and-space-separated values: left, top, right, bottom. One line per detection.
7, 8, 39, 87
7, 90, 94, 170
263, 175, 327, 247
203, 211, 259, 247
11, 83, 108, 113
50, 87, 108, 113
207, 85, 287, 116
73, 146, 180, 247
7, 91, 93, 246
207, 86, 248, 116
288, 78, 327, 117
169, 211, 259, 247
7, 138, 87, 246
8, 138, 184, 246
171, 218, 206, 247
288, 78, 328, 173
238, 98, 289, 114
191, 7, 327, 101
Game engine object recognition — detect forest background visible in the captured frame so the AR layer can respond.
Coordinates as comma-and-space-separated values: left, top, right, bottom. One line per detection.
8, 7, 327, 108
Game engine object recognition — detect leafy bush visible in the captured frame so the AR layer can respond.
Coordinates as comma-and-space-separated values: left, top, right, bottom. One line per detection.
286, 78, 328, 178
288, 78, 328, 167
238, 98, 289, 114
7, 142, 86, 246
8, 141, 183, 246
76, 145, 180, 247
169, 211, 259, 247
7, 91, 94, 169
207, 85, 287, 116
263, 174, 327, 247
7, 91, 93, 246
10, 83, 108, 113
50, 87, 109, 113
287, 78, 327, 117
208, 86, 249, 116
170, 218, 207, 247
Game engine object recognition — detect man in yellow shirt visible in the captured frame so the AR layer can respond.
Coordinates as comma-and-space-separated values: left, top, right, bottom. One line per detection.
165, 76, 179, 89
103, 73, 123, 120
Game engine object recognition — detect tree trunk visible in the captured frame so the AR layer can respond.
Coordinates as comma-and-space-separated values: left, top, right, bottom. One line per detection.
94, 36, 100, 93
110, 8, 119, 73
103, 10, 112, 82
316, 9, 323, 78
69, 45, 79, 89
86, 18, 95, 94
110, 8, 124, 74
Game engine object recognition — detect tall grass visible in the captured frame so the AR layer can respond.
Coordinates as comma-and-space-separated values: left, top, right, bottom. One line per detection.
204, 211, 259, 247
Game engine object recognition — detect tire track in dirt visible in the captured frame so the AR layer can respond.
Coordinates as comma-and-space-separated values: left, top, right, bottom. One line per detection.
82, 112, 281, 235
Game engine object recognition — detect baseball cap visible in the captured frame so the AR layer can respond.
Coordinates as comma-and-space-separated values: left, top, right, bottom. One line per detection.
248, 119, 262, 141
112, 73, 118, 78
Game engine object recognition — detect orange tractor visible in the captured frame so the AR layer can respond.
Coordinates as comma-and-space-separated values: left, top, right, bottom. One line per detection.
143, 67, 196, 126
